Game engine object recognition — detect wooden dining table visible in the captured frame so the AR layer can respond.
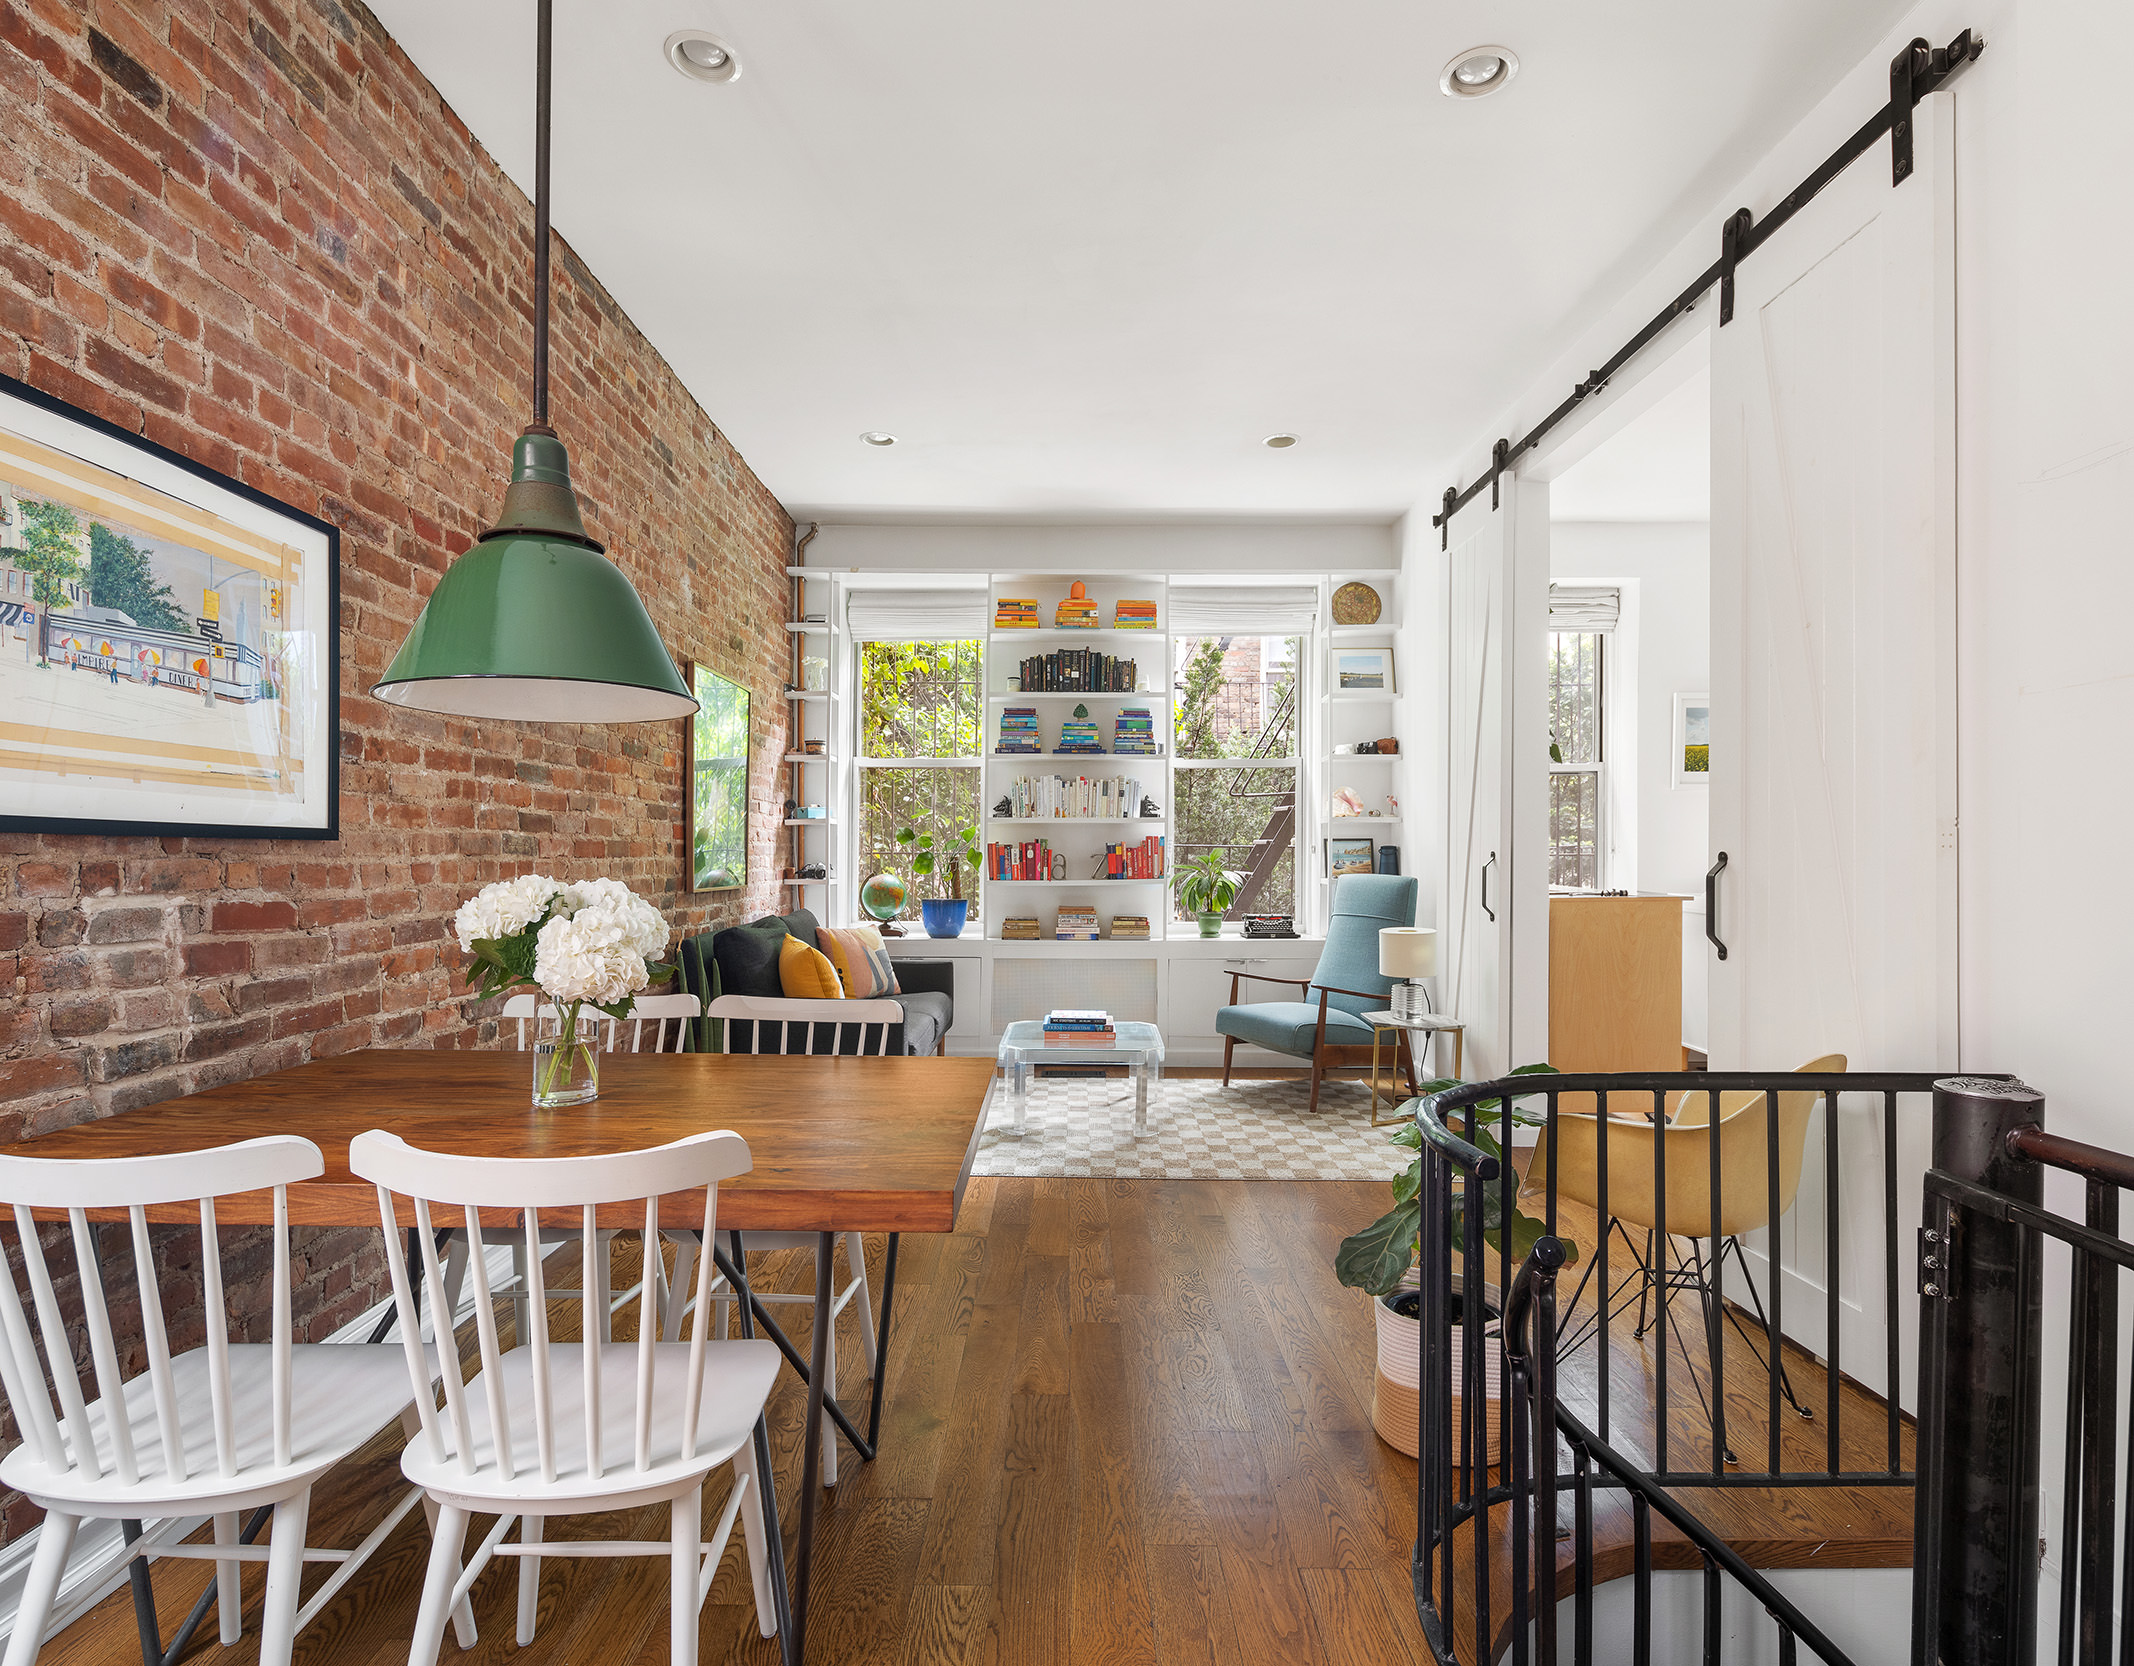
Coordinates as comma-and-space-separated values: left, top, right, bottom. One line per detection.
3, 1048, 999, 1666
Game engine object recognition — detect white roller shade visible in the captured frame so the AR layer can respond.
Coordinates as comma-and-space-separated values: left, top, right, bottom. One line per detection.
1548, 585, 1620, 632
1167, 585, 1319, 636
845, 589, 988, 641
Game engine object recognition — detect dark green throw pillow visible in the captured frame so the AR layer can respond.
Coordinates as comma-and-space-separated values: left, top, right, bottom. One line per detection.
712, 919, 788, 1000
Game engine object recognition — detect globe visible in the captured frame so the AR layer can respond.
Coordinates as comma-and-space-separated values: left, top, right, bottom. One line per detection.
859, 871, 908, 924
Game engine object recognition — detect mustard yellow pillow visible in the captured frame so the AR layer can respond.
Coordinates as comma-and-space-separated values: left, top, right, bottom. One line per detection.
778, 932, 843, 1000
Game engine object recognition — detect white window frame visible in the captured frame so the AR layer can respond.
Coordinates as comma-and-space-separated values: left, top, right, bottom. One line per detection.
1547, 628, 1610, 890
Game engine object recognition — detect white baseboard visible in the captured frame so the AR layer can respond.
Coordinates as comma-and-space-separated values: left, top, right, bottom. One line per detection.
0, 1243, 517, 1653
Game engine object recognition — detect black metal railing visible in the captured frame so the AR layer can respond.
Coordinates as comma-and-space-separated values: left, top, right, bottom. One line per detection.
1409, 1069, 1957, 1664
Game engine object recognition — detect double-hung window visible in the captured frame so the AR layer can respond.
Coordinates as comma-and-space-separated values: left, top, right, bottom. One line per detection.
1546, 585, 1618, 890
854, 638, 983, 925
1172, 633, 1301, 920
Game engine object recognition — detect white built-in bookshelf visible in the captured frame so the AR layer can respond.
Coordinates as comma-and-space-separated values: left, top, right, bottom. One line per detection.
782, 563, 838, 914
1317, 570, 1404, 918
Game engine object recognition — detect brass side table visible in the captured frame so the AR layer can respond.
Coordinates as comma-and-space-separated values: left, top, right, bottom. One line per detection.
1362, 1009, 1466, 1127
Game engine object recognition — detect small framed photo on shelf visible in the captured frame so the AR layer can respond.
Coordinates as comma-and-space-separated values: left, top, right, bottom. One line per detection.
1335, 648, 1394, 693
1329, 836, 1376, 878
1673, 692, 1710, 785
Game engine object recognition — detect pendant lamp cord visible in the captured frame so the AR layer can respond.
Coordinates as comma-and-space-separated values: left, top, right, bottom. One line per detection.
530, 0, 552, 432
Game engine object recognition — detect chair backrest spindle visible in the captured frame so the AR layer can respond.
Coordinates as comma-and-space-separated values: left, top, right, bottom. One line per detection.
129, 1205, 186, 1483
523, 1207, 556, 1483
460, 1206, 515, 1480
376, 1192, 446, 1467
270, 1184, 292, 1468
66, 1209, 137, 1484
198, 1194, 236, 1477
582, 1202, 602, 1480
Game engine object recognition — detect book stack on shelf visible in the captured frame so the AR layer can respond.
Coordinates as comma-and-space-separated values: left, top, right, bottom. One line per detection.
1100, 834, 1167, 878
1054, 907, 1100, 942
1043, 1008, 1115, 1043
989, 837, 1057, 880
1111, 709, 1158, 756
1109, 915, 1150, 940
1056, 715, 1105, 755
1054, 587, 1102, 629
1000, 917, 1042, 941
1113, 600, 1160, 630
995, 597, 1039, 629
1004, 774, 1147, 819
996, 707, 1042, 754
1013, 650, 1138, 692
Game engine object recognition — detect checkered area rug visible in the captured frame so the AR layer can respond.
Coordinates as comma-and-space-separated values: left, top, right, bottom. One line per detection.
971, 1072, 1411, 1180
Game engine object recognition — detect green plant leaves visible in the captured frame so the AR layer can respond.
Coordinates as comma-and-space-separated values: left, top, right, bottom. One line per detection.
1335, 1199, 1422, 1296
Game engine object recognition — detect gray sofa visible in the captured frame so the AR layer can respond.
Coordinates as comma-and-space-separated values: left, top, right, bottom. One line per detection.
677, 907, 954, 1055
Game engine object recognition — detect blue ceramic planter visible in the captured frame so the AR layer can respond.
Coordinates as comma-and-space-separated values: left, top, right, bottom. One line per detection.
921, 898, 969, 938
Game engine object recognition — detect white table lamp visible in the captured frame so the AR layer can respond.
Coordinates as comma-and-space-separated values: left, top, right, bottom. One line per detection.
1379, 927, 1437, 1018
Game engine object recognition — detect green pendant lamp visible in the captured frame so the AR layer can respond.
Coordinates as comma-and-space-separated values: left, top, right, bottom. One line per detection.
373, 0, 695, 724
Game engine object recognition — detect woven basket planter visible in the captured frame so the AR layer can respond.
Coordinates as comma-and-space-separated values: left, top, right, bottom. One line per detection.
1370, 1284, 1505, 1462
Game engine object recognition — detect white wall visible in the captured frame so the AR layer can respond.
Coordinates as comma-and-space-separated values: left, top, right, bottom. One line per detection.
1549, 521, 1712, 899
808, 519, 1397, 575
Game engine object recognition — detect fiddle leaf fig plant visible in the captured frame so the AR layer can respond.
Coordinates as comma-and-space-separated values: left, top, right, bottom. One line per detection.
1173, 847, 1243, 918
896, 823, 984, 900
1334, 1064, 1576, 1298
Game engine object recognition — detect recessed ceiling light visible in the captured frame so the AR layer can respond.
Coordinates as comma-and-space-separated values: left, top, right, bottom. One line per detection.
664, 30, 740, 84
1440, 45, 1518, 99
860, 431, 897, 447
1264, 433, 1300, 449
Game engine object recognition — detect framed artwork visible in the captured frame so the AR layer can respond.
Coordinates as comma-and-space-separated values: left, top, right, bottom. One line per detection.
1329, 836, 1376, 878
0, 371, 339, 838
1335, 648, 1394, 694
686, 660, 750, 892
1674, 693, 1710, 785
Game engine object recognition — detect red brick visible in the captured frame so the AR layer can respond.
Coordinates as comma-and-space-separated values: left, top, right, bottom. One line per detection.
183, 940, 249, 977
15, 861, 73, 896
0, 1054, 84, 1102
210, 899, 298, 933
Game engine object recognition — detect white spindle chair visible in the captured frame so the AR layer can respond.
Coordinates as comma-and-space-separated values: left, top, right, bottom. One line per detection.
349, 1129, 781, 1664
0, 1137, 445, 1666
663, 995, 897, 1486
474, 993, 705, 1342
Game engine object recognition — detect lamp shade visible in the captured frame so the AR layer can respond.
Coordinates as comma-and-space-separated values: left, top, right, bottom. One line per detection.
1379, 926, 1437, 980
372, 431, 695, 723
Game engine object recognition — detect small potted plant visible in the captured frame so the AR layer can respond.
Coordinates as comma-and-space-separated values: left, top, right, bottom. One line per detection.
1334, 1066, 1573, 1459
896, 823, 985, 938
1173, 847, 1243, 938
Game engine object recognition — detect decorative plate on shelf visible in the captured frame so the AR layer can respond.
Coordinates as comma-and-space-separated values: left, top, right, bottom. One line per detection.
1332, 581, 1382, 626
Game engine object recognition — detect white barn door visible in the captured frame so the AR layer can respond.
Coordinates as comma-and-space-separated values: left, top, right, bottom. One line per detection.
1709, 95, 1957, 1407
1440, 482, 1549, 1083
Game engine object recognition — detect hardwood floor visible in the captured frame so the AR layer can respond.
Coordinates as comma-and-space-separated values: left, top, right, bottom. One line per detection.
43, 1178, 1911, 1666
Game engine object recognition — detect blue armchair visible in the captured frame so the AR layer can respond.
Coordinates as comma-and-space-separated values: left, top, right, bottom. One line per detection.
1216, 873, 1422, 1113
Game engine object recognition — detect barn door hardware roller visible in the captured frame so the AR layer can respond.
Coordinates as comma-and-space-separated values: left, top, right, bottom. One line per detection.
1429, 28, 1984, 539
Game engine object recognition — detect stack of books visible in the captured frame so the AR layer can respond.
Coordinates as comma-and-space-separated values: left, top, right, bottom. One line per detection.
1055, 716, 1105, 755
1044, 1009, 1115, 1043
995, 707, 1041, 754
1113, 600, 1160, 630
994, 598, 1039, 628
1110, 709, 1158, 756
1054, 591, 1102, 629
988, 838, 1056, 881
1054, 906, 1100, 941
1109, 915, 1150, 940
999, 917, 1042, 940
1099, 834, 1166, 879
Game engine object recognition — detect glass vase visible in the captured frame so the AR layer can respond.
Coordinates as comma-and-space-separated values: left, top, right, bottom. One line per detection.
532, 1004, 599, 1107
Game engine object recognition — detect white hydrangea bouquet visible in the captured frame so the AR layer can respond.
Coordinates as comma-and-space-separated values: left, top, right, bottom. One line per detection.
455, 874, 674, 1106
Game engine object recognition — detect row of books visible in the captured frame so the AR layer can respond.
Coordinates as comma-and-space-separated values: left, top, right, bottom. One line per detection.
1100, 835, 1166, 879
987, 836, 1166, 880
1054, 906, 1099, 941
999, 774, 1148, 819
994, 598, 1041, 628
1011, 650, 1139, 692
998, 915, 1150, 941
995, 707, 1042, 754
1044, 1007, 1114, 1042
989, 838, 1059, 881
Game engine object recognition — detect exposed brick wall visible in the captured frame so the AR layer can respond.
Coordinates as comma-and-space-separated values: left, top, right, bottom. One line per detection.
0, 0, 795, 1536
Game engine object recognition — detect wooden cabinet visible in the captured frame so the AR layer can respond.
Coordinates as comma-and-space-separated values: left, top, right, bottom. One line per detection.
1549, 895, 1684, 1112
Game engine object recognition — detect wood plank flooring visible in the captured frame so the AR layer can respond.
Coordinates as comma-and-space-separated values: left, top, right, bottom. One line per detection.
43, 1178, 1911, 1666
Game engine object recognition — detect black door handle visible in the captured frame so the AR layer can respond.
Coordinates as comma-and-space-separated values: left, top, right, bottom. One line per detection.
1481, 851, 1497, 923
1705, 851, 1728, 960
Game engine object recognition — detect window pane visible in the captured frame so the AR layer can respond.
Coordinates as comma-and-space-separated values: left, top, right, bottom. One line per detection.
1174, 765, 1296, 920
1549, 632, 1603, 765
1173, 635, 1299, 760
859, 639, 980, 759
1549, 770, 1602, 889
858, 765, 981, 924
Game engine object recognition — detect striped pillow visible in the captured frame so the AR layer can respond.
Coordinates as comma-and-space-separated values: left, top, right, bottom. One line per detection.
818, 926, 877, 998
844, 924, 901, 996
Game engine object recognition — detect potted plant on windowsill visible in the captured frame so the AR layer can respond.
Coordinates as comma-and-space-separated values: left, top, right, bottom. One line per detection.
1172, 847, 1243, 939
896, 823, 985, 938
1334, 1065, 1573, 1459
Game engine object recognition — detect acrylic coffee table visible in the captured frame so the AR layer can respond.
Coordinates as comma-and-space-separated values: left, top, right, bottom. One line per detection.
996, 1019, 1165, 1133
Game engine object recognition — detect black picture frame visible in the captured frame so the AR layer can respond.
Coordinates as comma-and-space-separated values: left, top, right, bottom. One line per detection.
0, 368, 340, 840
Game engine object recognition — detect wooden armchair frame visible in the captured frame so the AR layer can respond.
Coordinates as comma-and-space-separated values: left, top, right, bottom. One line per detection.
1220, 970, 1421, 1114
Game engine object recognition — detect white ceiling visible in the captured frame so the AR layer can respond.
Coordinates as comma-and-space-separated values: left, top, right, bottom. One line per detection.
1549, 366, 1711, 522
366, 1, 1911, 521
